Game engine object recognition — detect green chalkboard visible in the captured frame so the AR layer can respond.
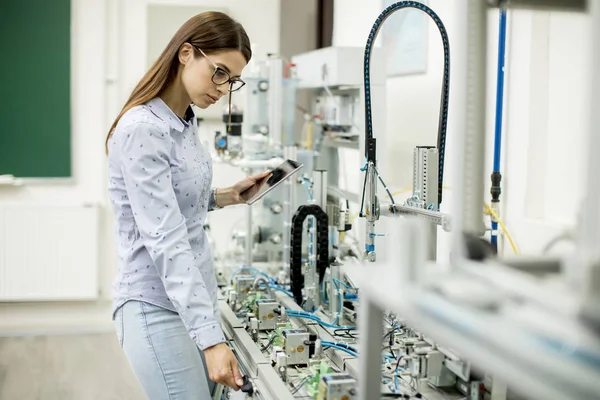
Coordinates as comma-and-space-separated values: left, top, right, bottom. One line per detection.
0, 0, 71, 178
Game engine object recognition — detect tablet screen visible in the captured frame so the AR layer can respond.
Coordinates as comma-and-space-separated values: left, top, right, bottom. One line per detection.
246, 159, 303, 205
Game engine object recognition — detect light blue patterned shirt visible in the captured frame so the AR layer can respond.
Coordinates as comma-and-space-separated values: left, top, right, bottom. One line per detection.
107, 97, 225, 350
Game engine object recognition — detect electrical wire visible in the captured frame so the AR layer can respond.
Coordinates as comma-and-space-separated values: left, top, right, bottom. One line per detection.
322, 345, 357, 358
394, 355, 405, 373
391, 186, 412, 197
373, 165, 397, 212
301, 178, 314, 200
269, 284, 294, 298
291, 377, 310, 395
332, 278, 353, 290
543, 230, 574, 254
322, 340, 358, 353
333, 328, 358, 339
321, 279, 329, 305
359, 162, 369, 218
230, 266, 272, 284
321, 341, 359, 358
483, 202, 519, 254
285, 309, 355, 330
389, 346, 396, 359
261, 335, 277, 351
383, 325, 402, 342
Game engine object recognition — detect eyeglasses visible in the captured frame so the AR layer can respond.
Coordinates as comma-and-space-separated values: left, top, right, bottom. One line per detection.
193, 45, 245, 92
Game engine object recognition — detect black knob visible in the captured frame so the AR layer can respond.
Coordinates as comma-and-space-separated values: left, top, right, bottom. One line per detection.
240, 375, 254, 395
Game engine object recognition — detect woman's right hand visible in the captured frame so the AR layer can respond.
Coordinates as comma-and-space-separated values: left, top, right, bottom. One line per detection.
204, 343, 244, 390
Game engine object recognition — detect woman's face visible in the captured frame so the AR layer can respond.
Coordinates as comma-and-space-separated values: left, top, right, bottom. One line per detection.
180, 45, 247, 109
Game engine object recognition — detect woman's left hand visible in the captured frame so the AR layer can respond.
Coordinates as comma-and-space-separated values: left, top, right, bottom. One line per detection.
216, 171, 272, 207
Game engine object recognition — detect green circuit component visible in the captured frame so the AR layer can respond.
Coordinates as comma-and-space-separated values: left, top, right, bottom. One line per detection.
243, 292, 263, 314
274, 324, 293, 347
298, 360, 331, 398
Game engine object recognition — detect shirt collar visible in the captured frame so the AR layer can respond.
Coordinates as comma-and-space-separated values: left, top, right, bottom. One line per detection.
146, 97, 195, 133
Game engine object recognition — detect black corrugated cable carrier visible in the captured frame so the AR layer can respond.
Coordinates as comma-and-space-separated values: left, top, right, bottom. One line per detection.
290, 204, 329, 306
363, 1, 451, 205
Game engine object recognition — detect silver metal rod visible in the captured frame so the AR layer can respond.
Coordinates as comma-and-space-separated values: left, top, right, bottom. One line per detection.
312, 170, 328, 210
282, 146, 297, 282
245, 201, 253, 268
365, 162, 378, 262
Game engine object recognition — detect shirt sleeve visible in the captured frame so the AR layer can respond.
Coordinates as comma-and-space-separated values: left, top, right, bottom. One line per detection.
118, 121, 225, 350
208, 188, 218, 211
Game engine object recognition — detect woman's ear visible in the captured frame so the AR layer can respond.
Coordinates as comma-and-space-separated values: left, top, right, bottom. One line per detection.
178, 43, 194, 65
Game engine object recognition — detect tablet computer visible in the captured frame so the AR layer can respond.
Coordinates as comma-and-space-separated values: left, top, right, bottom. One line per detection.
246, 159, 304, 205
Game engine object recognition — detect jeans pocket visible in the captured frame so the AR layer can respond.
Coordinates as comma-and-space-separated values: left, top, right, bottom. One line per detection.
114, 306, 125, 348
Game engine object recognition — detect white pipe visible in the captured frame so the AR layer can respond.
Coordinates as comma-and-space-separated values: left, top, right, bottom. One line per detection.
571, 0, 600, 296
268, 56, 283, 147
452, 0, 488, 262
230, 157, 284, 169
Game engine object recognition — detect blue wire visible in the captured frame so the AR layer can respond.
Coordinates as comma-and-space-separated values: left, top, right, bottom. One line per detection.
491, 9, 508, 249
301, 179, 313, 200
230, 266, 271, 284
344, 293, 358, 301
269, 285, 294, 298
382, 377, 395, 393
285, 310, 355, 330
330, 341, 357, 353
332, 278, 353, 290
321, 342, 358, 358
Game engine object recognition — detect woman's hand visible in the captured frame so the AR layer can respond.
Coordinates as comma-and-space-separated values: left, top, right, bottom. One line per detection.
204, 343, 244, 390
215, 171, 272, 207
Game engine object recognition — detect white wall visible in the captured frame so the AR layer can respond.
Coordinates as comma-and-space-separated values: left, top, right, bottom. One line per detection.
501, 9, 591, 255
0, 0, 282, 332
0, 0, 112, 331
332, 1, 592, 258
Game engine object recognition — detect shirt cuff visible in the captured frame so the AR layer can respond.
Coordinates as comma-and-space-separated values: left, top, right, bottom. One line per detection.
192, 322, 227, 350
208, 188, 222, 212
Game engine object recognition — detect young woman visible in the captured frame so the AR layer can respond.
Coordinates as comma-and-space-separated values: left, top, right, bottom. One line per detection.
106, 11, 270, 399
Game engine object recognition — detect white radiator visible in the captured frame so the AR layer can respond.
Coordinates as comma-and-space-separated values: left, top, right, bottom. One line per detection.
0, 203, 100, 301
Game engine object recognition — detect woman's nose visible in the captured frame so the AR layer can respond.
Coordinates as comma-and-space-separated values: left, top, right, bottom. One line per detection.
216, 84, 228, 96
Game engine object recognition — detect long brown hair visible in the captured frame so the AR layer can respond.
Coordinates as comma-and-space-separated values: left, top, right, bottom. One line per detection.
105, 11, 251, 153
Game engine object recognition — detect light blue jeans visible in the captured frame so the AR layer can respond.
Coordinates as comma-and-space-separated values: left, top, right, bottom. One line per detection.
114, 300, 216, 399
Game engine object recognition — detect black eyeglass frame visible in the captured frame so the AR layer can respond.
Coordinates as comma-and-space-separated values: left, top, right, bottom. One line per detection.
191, 44, 246, 92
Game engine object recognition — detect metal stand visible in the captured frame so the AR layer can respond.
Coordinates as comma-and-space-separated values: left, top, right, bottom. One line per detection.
358, 1, 596, 399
